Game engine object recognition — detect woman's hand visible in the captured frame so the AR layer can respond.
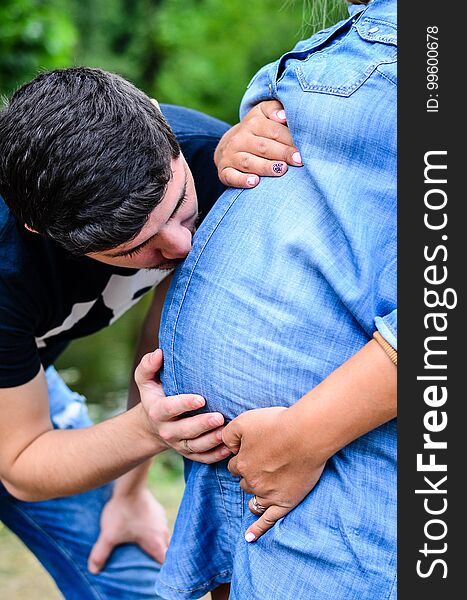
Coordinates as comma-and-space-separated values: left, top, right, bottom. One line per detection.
222, 340, 397, 542
214, 100, 303, 188
135, 349, 232, 463
222, 407, 326, 542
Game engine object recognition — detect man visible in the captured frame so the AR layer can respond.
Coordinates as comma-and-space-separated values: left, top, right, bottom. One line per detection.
0, 67, 297, 598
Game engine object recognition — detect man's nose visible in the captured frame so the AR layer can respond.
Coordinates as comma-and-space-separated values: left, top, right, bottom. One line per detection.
160, 227, 193, 260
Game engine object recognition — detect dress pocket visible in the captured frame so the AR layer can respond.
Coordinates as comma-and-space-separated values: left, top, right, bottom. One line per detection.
293, 17, 397, 98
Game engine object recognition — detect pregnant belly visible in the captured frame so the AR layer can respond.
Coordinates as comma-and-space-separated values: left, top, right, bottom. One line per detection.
159, 183, 369, 421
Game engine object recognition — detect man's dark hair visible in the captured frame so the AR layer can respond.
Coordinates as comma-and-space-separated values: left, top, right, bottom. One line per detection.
0, 67, 180, 254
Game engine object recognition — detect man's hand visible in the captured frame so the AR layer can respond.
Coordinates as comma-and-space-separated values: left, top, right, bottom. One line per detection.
88, 487, 170, 574
214, 100, 302, 188
223, 407, 326, 543
135, 349, 231, 463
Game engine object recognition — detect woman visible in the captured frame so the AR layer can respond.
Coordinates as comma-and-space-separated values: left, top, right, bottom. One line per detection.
150, 1, 397, 597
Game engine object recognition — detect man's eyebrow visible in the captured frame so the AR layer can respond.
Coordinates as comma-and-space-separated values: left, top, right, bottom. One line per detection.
105, 174, 188, 259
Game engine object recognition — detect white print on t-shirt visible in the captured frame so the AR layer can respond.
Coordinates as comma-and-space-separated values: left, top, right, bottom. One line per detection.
35, 269, 170, 348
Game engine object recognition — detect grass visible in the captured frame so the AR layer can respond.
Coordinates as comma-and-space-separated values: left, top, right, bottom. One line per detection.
0, 453, 210, 599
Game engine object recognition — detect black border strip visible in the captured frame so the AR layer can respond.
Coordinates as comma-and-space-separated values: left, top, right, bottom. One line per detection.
398, 1, 461, 596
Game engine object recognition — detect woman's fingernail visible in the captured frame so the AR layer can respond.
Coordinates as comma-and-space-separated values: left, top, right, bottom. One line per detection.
209, 415, 222, 427
272, 162, 284, 174
247, 176, 258, 187
216, 429, 224, 440
292, 152, 302, 165
245, 531, 256, 542
276, 109, 286, 121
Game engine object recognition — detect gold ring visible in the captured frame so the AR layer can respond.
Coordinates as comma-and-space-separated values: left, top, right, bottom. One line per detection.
182, 439, 194, 454
251, 495, 267, 515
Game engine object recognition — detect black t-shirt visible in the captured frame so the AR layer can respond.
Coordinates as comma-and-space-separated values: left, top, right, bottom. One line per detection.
0, 105, 228, 388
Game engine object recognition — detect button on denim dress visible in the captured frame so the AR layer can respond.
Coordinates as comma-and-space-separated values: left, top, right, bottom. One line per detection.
156, 1, 397, 598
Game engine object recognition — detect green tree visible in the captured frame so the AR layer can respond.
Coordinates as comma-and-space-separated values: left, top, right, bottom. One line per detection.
150, 0, 304, 123
1, 0, 349, 117
0, 0, 77, 97
69, 0, 164, 90
150, 0, 348, 123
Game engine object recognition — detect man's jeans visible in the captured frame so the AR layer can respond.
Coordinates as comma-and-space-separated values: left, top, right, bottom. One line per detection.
0, 367, 161, 599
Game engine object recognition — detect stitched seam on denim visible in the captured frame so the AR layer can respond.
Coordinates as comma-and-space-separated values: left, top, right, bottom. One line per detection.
162, 277, 185, 395
215, 466, 236, 535
159, 269, 184, 394
2, 500, 106, 600
292, 25, 396, 95
357, 18, 397, 45
167, 189, 244, 395
380, 315, 397, 339
335, 522, 369, 576
273, 14, 356, 89
375, 64, 397, 87
360, 17, 397, 31
296, 47, 396, 96
358, 33, 397, 44
386, 570, 397, 599
296, 62, 370, 95
276, 32, 347, 88
155, 569, 231, 593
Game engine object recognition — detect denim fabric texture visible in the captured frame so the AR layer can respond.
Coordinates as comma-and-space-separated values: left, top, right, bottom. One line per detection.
376, 310, 398, 350
0, 367, 163, 600
156, 0, 397, 598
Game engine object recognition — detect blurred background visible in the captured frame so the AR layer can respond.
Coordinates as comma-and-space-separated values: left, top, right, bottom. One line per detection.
0, 0, 348, 597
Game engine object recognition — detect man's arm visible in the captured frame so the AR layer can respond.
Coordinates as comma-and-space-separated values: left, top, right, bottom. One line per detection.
223, 338, 396, 541
0, 367, 164, 501
0, 354, 228, 502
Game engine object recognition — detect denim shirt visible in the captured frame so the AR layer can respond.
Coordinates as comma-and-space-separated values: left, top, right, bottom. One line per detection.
156, 1, 397, 599
240, 0, 397, 349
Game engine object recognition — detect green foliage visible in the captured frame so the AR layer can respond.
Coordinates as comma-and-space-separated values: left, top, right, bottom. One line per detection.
150, 0, 305, 123
150, 0, 349, 122
68, 0, 162, 90
0, 0, 77, 97
0, 0, 349, 120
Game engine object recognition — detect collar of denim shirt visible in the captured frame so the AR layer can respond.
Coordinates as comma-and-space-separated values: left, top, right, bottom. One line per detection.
349, 0, 397, 28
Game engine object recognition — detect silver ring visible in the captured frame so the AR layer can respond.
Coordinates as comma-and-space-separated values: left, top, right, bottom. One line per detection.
182, 439, 194, 454
251, 495, 267, 514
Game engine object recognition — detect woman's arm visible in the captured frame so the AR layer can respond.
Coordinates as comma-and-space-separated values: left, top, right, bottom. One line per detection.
223, 338, 396, 541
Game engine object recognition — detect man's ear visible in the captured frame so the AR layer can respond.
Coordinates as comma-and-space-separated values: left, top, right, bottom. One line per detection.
150, 98, 161, 111
24, 223, 39, 234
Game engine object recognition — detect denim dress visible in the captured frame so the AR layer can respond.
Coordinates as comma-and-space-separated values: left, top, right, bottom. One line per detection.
156, 1, 397, 598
